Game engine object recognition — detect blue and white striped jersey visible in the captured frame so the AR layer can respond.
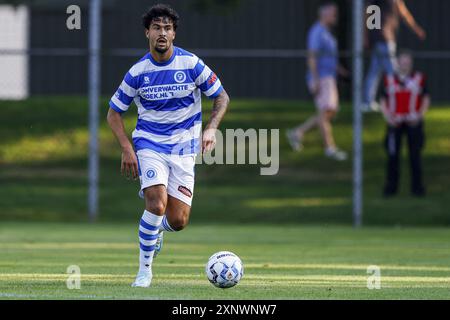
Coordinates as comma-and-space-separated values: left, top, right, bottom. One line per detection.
109, 46, 223, 155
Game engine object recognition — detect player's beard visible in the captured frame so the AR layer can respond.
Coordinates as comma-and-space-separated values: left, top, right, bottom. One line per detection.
155, 45, 169, 54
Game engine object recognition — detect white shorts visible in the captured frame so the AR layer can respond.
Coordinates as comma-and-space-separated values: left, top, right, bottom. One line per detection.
308, 76, 339, 111
137, 149, 196, 206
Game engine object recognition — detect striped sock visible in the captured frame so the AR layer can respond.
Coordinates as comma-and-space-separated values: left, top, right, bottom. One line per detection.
138, 210, 163, 273
159, 215, 176, 232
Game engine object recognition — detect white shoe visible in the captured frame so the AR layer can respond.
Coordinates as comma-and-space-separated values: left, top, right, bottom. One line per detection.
361, 102, 380, 113
325, 148, 348, 161
369, 101, 380, 112
286, 129, 303, 152
131, 270, 152, 288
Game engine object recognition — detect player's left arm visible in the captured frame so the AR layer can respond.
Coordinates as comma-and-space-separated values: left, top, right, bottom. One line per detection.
203, 89, 230, 153
408, 76, 430, 126
193, 58, 230, 153
420, 95, 431, 118
419, 75, 431, 118
337, 65, 350, 79
408, 94, 430, 126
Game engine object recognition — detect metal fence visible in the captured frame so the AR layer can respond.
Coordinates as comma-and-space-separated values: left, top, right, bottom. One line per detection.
1, 0, 450, 101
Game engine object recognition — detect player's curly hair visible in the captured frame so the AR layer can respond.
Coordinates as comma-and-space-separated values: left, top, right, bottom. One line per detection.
142, 4, 180, 30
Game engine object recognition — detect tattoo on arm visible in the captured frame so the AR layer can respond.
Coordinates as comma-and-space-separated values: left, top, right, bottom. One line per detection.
206, 90, 230, 130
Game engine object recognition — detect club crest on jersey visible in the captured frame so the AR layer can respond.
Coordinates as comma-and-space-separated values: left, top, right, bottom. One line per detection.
144, 76, 150, 84
174, 71, 186, 83
146, 169, 157, 179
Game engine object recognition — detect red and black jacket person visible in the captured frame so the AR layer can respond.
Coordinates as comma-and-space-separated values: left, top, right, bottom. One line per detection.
380, 53, 430, 197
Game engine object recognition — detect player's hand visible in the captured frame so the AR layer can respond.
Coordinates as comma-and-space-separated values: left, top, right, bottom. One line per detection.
414, 26, 426, 41
309, 78, 320, 96
406, 114, 421, 127
383, 112, 397, 127
339, 68, 350, 79
387, 116, 399, 127
341, 69, 350, 78
121, 147, 139, 180
202, 128, 217, 153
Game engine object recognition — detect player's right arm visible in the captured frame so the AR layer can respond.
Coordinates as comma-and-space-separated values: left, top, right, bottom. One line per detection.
380, 97, 396, 126
307, 52, 319, 95
380, 76, 397, 127
307, 27, 320, 95
107, 70, 139, 180
107, 109, 138, 180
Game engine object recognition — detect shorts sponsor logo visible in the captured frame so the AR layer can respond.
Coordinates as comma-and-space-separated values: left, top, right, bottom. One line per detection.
146, 169, 157, 179
174, 71, 186, 83
178, 185, 192, 198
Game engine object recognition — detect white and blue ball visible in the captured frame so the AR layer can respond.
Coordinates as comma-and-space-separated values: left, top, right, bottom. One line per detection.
205, 251, 244, 288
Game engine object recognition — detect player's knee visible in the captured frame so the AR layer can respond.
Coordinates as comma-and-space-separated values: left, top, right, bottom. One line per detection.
145, 197, 166, 215
143, 187, 167, 214
324, 110, 336, 120
170, 214, 189, 231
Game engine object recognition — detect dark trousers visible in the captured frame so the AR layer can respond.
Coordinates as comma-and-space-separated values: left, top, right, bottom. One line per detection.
384, 121, 425, 195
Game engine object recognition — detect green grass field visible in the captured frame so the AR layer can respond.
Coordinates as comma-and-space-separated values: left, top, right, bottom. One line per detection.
1, 97, 449, 225
1, 222, 450, 299
0, 97, 449, 299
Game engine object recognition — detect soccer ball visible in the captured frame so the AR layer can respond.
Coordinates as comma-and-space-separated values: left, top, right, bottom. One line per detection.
205, 251, 244, 288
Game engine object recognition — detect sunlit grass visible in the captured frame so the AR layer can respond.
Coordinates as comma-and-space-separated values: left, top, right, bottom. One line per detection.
1, 129, 89, 163
0, 223, 449, 299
